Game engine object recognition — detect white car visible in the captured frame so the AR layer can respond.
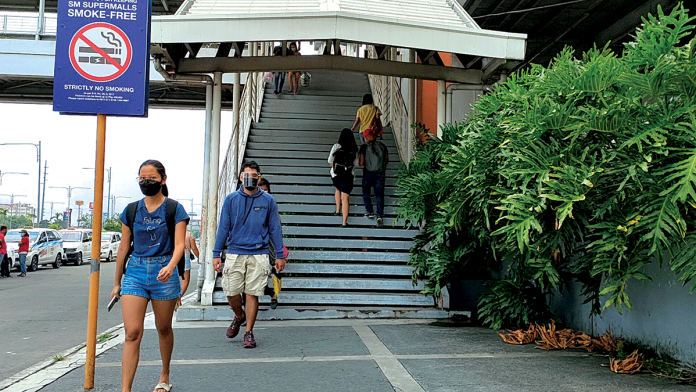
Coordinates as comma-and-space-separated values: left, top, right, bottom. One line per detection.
4, 229, 65, 271
59, 229, 93, 266
100, 231, 121, 262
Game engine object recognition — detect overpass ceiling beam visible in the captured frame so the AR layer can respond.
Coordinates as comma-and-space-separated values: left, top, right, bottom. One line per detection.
175, 55, 483, 84
151, 14, 527, 60
216, 42, 232, 58
232, 42, 246, 58
185, 43, 202, 59
594, 0, 678, 46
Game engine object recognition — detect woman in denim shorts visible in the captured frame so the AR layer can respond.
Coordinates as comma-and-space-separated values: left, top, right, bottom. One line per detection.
111, 160, 189, 392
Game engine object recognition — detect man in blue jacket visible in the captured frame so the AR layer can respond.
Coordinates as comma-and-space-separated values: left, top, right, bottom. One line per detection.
213, 161, 285, 348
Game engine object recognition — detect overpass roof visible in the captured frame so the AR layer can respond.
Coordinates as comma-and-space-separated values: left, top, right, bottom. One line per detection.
0, 0, 182, 15
152, 0, 527, 83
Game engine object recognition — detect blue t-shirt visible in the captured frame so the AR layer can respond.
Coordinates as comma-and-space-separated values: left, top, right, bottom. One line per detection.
120, 198, 189, 258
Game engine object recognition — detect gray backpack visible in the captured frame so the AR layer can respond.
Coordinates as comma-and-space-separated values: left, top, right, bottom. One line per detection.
365, 141, 387, 173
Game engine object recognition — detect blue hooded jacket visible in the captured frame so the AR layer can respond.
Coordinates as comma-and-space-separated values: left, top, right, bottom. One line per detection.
213, 187, 284, 258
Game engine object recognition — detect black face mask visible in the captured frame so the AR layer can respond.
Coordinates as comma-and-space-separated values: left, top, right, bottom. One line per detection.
242, 176, 259, 191
139, 180, 162, 196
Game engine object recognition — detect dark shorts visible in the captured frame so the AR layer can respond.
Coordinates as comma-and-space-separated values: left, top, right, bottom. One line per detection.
332, 174, 354, 194
121, 255, 181, 301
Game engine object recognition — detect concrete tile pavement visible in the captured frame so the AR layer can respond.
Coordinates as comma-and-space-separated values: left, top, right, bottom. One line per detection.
5, 318, 692, 392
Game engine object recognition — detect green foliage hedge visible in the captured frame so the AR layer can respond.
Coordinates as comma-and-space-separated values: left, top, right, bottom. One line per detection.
396, 4, 696, 329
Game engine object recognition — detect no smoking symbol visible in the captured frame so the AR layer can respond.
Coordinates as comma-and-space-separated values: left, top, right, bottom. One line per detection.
69, 22, 133, 82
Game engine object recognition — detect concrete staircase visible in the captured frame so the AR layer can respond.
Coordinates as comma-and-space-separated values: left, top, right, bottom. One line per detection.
179, 71, 462, 320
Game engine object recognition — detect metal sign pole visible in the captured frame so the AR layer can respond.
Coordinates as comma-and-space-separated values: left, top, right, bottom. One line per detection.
85, 113, 106, 389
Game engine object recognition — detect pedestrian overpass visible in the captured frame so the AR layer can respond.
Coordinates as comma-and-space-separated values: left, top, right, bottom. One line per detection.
0, 0, 527, 319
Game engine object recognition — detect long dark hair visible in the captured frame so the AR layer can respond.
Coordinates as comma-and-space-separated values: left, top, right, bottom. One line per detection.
362, 94, 374, 106
139, 159, 169, 197
337, 128, 358, 153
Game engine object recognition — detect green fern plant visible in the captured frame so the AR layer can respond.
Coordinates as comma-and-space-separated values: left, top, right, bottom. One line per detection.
396, 3, 696, 329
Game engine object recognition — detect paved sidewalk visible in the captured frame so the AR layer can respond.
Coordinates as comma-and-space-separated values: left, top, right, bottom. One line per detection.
8, 318, 693, 392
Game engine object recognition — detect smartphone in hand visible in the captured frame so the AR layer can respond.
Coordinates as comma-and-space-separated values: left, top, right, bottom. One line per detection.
107, 296, 119, 312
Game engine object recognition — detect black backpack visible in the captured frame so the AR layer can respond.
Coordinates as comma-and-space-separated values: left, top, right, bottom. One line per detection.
365, 141, 388, 173
333, 148, 355, 177
123, 198, 188, 279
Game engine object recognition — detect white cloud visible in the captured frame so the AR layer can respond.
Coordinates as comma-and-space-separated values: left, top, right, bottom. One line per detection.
0, 103, 232, 224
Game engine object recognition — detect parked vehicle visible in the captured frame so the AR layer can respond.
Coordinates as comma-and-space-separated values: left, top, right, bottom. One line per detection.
4, 229, 64, 271
59, 229, 92, 266
100, 231, 121, 262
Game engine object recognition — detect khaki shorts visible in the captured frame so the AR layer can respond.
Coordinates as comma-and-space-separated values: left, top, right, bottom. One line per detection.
222, 254, 270, 297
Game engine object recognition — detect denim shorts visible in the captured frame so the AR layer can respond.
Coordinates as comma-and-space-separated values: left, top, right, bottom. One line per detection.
121, 255, 181, 301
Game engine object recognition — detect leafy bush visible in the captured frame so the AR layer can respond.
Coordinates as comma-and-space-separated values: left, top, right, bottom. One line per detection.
396, 4, 696, 328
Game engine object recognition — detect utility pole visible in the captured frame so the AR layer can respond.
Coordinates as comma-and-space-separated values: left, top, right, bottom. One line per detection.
40, 161, 47, 223
0, 193, 27, 230
83, 167, 111, 219
0, 141, 42, 225
49, 185, 90, 226
0, 171, 29, 186
48, 201, 64, 220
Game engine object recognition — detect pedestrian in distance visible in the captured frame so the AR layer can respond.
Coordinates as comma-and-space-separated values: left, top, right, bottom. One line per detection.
18, 229, 29, 277
287, 42, 302, 95
329, 128, 360, 227
351, 93, 383, 144
0, 225, 9, 278
272, 43, 286, 95
359, 129, 389, 228
177, 230, 200, 309
111, 160, 189, 392
258, 178, 288, 309
213, 161, 286, 348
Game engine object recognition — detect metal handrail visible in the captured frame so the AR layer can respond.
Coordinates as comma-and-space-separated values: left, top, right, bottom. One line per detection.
366, 46, 412, 163
0, 14, 57, 36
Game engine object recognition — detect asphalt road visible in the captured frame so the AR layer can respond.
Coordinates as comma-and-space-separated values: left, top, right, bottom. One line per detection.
0, 259, 199, 381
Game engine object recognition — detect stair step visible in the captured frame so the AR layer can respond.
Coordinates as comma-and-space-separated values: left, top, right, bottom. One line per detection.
260, 112, 356, 121
247, 141, 397, 152
262, 105, 359, 115
273, 194, 400, 206
273, 184, 398, 195
264, 92, 364, 100
263, 174, 398, 187
250, 127, 396, 139
281, 214, 409, 227
215, 277, 423, 291
259, 166, 398, 177
283, 263, 413, 276
282, 225, 416, 238
213, 291, 434, 306
285, 238, 412, 250
288, 250, 409, 262
279, 203, 399, 216
247, 135, 397, 147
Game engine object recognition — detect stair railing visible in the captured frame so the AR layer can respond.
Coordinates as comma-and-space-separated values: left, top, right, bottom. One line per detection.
366, 46, 413, 163
217, 50, 268, 214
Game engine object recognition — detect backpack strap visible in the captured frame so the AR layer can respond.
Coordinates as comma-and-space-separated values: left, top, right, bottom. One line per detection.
165, 198, 189, 279
123, 201, 139, 274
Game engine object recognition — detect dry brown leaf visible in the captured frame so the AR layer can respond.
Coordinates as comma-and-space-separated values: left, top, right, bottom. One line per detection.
498, 325, 538, 345
610, 351, 643, 374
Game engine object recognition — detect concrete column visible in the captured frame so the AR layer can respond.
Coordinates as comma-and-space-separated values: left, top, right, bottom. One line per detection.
437, 80, 446, 138
201, 71, 223, 306
407, 49, 416, 162
196, 82, 213, 300
232, 73, 241, 177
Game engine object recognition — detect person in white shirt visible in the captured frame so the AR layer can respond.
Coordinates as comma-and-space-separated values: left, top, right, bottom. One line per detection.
328, 128, 360, 227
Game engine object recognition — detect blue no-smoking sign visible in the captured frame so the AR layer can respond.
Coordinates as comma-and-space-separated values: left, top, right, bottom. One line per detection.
53, 0, 151, 116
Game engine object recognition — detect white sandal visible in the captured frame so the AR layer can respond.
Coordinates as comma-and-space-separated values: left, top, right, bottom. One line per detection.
153, 382, 172, 392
